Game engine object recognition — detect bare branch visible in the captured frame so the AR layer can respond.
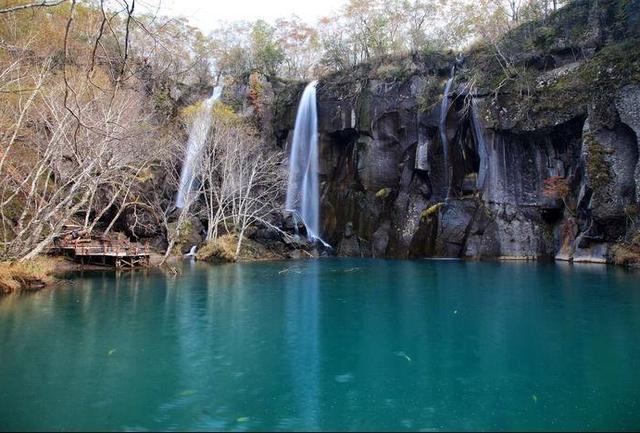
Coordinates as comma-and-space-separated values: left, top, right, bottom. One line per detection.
0, 0, 66, 14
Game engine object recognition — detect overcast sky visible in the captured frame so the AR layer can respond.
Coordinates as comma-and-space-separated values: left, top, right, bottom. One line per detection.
138, 0, 346, 33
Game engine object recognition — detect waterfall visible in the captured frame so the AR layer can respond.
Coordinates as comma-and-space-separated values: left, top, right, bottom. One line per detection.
470, 99, 489, 191
285, 81, 327, 245
440, 66, 455, 196
185, 245, 197, 257
175, 85, 223, 209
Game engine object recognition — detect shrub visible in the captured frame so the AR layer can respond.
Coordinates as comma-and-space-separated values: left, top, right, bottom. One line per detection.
375, 63, 403, 81
532, 26, 556, 50
610, 242, 640, 267
542, 176, 572, 208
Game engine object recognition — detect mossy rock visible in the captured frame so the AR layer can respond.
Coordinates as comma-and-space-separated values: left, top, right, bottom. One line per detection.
531, 26, 557, 51
196, 235, 238, 263
375, 187, 392, 199
372, 58, 418, 83
421, 202, 444, 221
168, 218, 204, 255
416, 76, 446, 112
583, 131, 613, 190
196, 234, 276, 263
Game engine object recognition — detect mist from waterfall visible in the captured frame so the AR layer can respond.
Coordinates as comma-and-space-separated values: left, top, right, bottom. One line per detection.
440, 66, 455, 196
175, 85, 223, 209
285, 81, 325, 244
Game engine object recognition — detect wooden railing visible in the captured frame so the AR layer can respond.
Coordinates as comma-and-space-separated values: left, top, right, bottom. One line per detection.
57, 238, 150, 257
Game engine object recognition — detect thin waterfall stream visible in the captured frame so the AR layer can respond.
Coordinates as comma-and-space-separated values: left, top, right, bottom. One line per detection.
440, 66, 455, 197
470, 98, 489, 191
175, 85, 223, 209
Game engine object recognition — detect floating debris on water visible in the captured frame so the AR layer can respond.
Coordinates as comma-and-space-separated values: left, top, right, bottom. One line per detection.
278, 267, 304, 275
395, 351, 412, 362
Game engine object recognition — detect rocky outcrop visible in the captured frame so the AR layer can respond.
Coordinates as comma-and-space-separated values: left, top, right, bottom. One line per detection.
270, 0, 640, 265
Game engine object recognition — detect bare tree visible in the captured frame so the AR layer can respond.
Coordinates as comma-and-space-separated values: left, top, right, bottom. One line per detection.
0, 2, 171, 261
193, 107, 287, 258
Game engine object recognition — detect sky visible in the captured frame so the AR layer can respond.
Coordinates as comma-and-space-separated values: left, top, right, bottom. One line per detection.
137, 0, 346, 33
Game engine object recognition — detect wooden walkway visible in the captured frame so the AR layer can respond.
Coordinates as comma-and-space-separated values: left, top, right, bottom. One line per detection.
54, 231, 150, 269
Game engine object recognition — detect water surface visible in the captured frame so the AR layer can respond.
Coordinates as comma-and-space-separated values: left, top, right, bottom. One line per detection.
1, 259, 639, 431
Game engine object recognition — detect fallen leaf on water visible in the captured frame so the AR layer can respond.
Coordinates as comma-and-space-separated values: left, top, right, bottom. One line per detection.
395, 351, 412, 362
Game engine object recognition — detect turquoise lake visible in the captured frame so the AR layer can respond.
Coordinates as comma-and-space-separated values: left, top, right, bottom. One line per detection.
0, 258, 639, 431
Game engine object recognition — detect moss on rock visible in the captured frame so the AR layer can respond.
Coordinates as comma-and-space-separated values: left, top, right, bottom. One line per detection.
375, 187, 392, 198
196, 234, 278, 263
583, 131, 613, 190
421, 202, 444, 221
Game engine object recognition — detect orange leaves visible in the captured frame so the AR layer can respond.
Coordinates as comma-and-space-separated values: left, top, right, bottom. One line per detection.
248, 71, 264, 113
542, 175, 570, 200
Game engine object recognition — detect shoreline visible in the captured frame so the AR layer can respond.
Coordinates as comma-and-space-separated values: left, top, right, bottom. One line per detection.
2, 252, 638, 297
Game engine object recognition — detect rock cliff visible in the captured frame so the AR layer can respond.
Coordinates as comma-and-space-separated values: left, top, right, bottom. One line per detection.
268, 0, 640, 264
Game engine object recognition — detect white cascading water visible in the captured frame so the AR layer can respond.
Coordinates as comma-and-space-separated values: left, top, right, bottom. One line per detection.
470, 99, 489, 191
440, 66, 455, 196
285, 81, 327, 245
175, 85, 223, 209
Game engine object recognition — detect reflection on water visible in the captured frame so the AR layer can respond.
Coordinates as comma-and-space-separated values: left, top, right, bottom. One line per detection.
0, 259, 639, 431
284, 261, 320, 430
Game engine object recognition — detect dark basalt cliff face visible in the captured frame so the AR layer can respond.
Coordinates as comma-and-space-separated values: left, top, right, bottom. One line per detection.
268, 0, 640, 264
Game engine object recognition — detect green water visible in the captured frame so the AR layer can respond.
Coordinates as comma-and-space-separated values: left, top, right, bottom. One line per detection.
0, 259, 639, 431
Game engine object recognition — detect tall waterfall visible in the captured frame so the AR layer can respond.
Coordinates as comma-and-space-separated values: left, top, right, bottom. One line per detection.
285, 81, 324, 244
440, 66, 455, 196
175, 85, 223, 209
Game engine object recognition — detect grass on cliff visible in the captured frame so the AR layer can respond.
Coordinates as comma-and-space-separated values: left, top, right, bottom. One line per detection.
610, 233, 640, 267
196, 235, 239, 263
471, 37, 640, 130
533, 38, 640, 125
0, 257, 59, 294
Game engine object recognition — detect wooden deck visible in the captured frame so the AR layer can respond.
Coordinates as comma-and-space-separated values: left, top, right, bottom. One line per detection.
54, 231, 150, 269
